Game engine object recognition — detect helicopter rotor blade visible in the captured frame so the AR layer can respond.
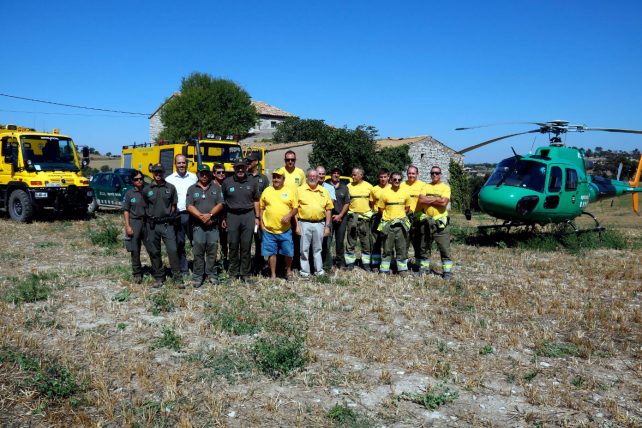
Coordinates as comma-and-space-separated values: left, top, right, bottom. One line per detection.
584, 127, 642, 134
455, 122, 544, 131
456, 129, 540, 154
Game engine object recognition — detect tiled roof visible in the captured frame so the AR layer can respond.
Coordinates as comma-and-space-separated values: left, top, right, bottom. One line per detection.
251, 101, 296, 118
244, 140, 313, 152
376, 136, 430, 149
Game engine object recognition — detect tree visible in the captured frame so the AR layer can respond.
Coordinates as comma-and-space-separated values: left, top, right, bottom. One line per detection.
159, 72, 257, 142
448, 159, 470, 213
274, 118, 329, 144
309, 125, 411, 182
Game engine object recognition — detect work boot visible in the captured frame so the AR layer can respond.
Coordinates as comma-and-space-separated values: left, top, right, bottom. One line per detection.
442, 272, 453, 281
152, 278, 164, 288
133, 274, 143, 284
191, 280, 202, 289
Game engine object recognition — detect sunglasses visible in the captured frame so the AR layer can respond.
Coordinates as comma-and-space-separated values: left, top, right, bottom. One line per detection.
133, 177, 144, 181
215, 171, 225, 175
430, 172, 441, 176
284, 158, 296, 162
391, 178, 401, 182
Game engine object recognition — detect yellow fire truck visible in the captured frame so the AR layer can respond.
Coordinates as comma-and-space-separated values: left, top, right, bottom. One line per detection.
121, 139, 265, 177
0, 124, 92, 222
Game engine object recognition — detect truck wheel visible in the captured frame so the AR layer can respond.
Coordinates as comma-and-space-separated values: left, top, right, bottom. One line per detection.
87, 197, 99, 214
9, 190, 34, 222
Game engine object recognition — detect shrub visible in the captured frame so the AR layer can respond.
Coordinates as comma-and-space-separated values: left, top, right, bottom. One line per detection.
88, 217, 120, 248
151, 326, 183, 351
148, 288, 175, 315
399, 383, 458, 410
252, 334, 306, 378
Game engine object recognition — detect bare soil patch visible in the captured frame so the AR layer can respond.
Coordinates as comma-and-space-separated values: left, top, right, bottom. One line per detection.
0, 206, 640, 427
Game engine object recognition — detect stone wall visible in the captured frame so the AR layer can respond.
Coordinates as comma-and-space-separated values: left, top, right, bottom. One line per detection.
407, 137, 464, 183
149, 113, 163, 143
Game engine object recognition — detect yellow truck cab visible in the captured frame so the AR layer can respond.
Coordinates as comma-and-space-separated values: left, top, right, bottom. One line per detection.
0, 124, 92, 222
121, 138, 263, 177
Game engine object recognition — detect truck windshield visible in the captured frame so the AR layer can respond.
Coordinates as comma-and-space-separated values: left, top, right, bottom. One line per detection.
485, 158, 547, 193
21, 135, 79, 172
199, 143, 242, 163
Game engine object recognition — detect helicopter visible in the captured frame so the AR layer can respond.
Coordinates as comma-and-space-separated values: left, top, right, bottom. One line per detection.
455, 120, 642, 232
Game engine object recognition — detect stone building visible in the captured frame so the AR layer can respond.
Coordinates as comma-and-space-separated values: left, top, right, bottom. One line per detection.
147, 93, 295, 143
377, 136, 464, 183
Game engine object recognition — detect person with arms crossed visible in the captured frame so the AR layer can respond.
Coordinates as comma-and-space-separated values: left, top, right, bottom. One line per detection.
122, 170, 150, 284
345, 167, 374, 270
186, 165, 224, 288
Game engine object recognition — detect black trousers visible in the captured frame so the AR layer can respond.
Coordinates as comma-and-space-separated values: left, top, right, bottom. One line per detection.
227, 211, 255, 277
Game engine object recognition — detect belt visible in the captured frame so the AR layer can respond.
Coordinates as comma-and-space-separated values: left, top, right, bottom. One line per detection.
300, 219, 325, 223
228, 208, 254, 214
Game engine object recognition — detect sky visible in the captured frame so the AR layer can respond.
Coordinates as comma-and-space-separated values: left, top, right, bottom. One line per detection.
2, 0, 642, 163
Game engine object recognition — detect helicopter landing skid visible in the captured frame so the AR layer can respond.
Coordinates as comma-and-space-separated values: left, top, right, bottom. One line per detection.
566, 212, 606, 235
477, 221, 532, 233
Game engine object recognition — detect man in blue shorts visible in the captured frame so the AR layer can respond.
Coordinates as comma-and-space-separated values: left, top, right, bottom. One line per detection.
259, 168, 298, 280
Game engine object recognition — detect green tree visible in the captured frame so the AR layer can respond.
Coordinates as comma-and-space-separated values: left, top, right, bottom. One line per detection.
376, 145, 411, 176
309, 125, 380, 181
159, 72, 257, 142
273, 118, 329, 144
448, 159, 470, 212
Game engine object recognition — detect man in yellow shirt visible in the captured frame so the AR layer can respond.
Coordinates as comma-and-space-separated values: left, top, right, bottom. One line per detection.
400, 165, 426, 270
296, 168, 333, 277
377, 172, 411, 274
345, 167, 374, 270
259, 169, 298, 280
369, 168, 390, 272
417, 165, 453, 279
282, 150, 305, 189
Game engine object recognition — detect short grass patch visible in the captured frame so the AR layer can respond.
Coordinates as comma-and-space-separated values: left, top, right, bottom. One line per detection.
252, 334, 306, 378
147, 288, 175, 315
88, 217, 121, 248
535, 341, 581, 358
326, 402, 371, 427
208, 295, 261, 335
151, 326, 183, 351
398, 383, 458, 410
192, 347, 255, 383
2, 272, 59, 304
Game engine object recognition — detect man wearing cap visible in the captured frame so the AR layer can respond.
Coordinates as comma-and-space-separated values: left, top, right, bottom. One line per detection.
186, 165, 224, 288
221, 159, 260, 283
165, 154, 197, 278
259, 168, 298, 280
122, 169, 150, 284
246, 153, 269, 275
212, 163, 228, 271
296, 168, 333, 278
326, 167, 350, 269
145, 163, 182, 288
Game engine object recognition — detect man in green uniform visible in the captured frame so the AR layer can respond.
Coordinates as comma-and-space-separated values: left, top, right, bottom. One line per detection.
145, 163, 182, 288
246, 153, 269, 275
221, 159, 260, 283
186, 165, 224, 288
122, 170, 149, 284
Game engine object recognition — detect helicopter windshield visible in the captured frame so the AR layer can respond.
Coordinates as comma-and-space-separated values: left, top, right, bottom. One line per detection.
485, 158, 546, 193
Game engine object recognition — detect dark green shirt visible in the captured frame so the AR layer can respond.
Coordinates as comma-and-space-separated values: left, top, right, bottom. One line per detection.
122, 187, 147, 219
186, 182, 224, 214
222, 174, 259, 211
248, 172, 270, 195
143, 181, 178, 218
331, 182, 350, 216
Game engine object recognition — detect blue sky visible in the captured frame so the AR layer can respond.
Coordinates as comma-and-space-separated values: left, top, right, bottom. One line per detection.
2, 0, 642, 163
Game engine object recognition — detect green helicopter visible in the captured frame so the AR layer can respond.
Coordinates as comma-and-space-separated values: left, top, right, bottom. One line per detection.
456, 120, 642, 232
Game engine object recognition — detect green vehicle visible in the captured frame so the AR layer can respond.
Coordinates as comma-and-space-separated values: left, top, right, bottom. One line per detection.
88, 168, 151, 213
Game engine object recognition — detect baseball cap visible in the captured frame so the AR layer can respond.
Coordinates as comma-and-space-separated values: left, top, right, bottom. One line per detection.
197, 164, 211, 173
246, 152, 261, 161
151, 163, 165, 173
272, 167, 286, 176
233, 158, 247, 168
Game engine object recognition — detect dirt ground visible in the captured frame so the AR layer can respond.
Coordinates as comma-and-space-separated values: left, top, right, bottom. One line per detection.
0, 201, 640, 427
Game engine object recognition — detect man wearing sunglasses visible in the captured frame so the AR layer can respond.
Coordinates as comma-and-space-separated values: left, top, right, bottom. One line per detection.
212, 164, 229, 273
377, 172, 411, 275
417, 166, 453, 280
122, 170, 150, 284
401, 165, 426, 272
282, 150, 305, 189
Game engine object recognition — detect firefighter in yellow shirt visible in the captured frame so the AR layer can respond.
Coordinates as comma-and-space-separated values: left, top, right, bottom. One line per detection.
282, 150, 305, 189
377, 172, 411, 274
417, 165, 453, 279
400, 165, 426, 270
345, 167, 374, 270
369, 168, 390, 271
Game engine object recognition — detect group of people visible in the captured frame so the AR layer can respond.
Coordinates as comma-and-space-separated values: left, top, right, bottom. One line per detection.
122, 150, 454, 289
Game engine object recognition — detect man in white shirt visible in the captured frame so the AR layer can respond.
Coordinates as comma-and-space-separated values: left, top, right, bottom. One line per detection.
165, 154, 197, 277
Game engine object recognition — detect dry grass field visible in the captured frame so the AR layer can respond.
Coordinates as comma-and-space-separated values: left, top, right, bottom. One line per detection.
0, 198, 640, 427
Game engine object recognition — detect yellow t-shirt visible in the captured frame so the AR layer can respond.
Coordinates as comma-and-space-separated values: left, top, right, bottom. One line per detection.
297, 183, 333, 221
347, 181, 373, 213
400, 179, 425, 213
421, 182, 451, 218
370, 184, 390, 207
259, 186, 297, 234
282, 167, 305, 189
377, 187, 410, 221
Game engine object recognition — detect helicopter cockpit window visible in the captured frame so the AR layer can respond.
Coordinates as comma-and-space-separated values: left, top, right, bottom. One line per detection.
565, 169, 578, 191
548, 166, 563, 192
485, 159, 546, 193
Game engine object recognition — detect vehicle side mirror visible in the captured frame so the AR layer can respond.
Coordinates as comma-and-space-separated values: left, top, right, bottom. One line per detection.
81, 146, 90, 166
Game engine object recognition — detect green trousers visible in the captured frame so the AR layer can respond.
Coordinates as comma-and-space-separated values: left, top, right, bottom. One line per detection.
192, 225, 219, 282
345, 214, 372, 266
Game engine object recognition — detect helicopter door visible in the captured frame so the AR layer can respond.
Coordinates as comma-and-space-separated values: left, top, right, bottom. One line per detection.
563, 168, 580, 213
544, 166, 562, 209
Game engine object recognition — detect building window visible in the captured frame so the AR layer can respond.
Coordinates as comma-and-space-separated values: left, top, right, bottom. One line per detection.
270, 121, 278, 129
